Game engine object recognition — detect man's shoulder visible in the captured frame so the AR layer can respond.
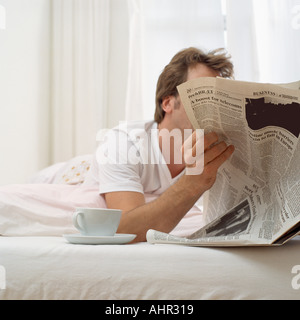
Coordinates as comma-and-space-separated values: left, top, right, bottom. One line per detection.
96, 120, 159, 164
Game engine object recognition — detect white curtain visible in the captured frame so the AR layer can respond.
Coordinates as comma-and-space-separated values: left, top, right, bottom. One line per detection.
226, 0, 259, 81
51, 0, 110, 163
0, 4, 5, 29
50, 0, 300, 165
125, 0, 226, 121
125, 0, 145, 122
252, 0, 300, 83
50, 0, 225, 163
226, 0, 300, 83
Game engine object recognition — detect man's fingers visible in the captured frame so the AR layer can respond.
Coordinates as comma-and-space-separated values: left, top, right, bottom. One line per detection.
182, 131, 234, 176
182, 131, 218, 159
203, 132, 219, 151
205, 144, 235, 169
204, 141, 227, 165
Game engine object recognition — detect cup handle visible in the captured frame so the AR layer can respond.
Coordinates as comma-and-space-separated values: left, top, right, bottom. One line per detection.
72, 211, 84, 233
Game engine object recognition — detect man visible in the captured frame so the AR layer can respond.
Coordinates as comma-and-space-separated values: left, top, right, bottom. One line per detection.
86, 47, 235, 242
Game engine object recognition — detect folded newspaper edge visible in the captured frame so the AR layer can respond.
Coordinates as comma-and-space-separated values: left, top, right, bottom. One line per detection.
146, 207, 300, 247
146, 222, 300, 247
146, 229, 274, 247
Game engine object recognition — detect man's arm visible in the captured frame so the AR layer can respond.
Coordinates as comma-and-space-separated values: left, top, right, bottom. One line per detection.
105, 176, 204, 243
105, 132, 234, 242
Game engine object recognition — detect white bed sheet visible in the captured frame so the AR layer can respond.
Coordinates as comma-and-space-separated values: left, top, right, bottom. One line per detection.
1, 235, 300, 300
0, 184, 203, 237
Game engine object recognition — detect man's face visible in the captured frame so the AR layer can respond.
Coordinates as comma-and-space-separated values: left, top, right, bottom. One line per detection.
172, 63, 219, 131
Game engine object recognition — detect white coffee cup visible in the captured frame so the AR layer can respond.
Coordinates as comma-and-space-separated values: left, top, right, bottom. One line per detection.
73, 207, 122, 236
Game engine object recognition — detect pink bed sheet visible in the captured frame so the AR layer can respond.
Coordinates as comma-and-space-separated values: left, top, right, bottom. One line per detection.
0, 184, 203, 238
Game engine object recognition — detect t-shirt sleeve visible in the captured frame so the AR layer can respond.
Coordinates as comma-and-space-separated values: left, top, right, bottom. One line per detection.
96, 130, 144, 195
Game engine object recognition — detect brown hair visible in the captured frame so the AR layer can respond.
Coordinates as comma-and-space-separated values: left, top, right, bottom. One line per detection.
154, 47, 234, 123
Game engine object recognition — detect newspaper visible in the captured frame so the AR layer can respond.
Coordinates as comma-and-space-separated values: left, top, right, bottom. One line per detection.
147, 77, 300, 247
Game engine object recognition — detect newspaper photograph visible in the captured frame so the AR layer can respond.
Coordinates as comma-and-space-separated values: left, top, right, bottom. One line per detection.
146, 77, 300, 247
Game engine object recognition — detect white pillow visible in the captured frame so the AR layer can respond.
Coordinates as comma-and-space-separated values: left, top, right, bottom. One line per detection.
28, 162, 66, 184
53, 154, 92, 185
28, 155, 93, 185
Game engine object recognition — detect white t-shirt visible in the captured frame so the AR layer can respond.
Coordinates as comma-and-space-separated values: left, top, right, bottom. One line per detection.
84, 120, 185, 195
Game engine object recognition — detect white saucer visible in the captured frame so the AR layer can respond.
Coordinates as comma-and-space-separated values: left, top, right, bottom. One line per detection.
63, 233, 136, 245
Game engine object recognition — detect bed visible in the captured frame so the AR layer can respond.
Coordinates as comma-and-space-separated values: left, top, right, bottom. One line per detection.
1, 235, 300, 300
0, 156, 300, 300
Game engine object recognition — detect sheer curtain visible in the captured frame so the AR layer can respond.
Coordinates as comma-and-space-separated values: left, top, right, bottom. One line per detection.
50, 0, 225, 163
51, 0, 110, 163
252, 0, 300, 83
226, 0, 300, 83
125, 0, 226, 121
226, 0, 259, 81
49, 0, 299, 164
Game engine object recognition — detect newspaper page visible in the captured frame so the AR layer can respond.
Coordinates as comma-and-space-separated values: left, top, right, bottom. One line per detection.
146, 77, 300, 247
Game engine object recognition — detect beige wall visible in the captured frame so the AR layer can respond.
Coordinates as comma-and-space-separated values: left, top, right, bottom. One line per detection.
0, 0, 50, 184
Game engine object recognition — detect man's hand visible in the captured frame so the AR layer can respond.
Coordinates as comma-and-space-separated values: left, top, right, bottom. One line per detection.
182, 131, 235, 194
